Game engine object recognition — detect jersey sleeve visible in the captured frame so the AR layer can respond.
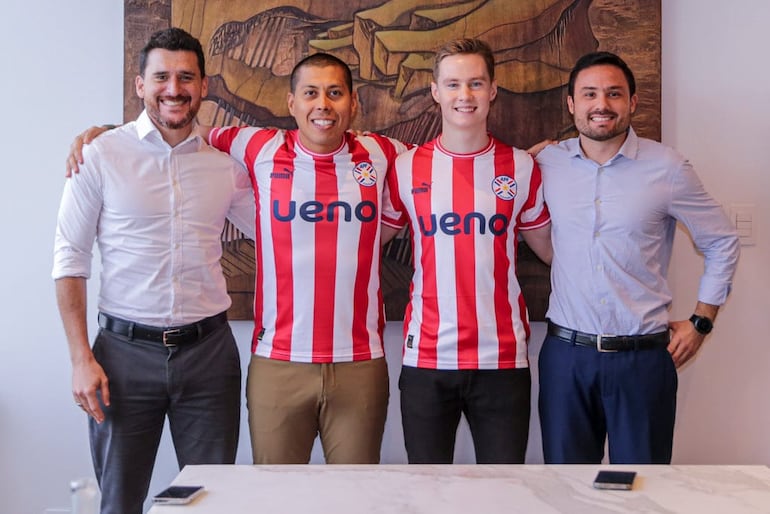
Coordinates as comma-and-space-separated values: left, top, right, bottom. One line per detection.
517, 152, 551, 231
380, 150, 410, 229
209, 126, 243, 154
209, 126, 275, 175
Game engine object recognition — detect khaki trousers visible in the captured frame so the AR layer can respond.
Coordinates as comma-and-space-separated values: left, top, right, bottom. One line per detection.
247, 355, 389, 464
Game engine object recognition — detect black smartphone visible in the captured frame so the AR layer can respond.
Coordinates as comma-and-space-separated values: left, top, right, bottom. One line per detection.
152, 485, 205, 505
593, 470, 637, 490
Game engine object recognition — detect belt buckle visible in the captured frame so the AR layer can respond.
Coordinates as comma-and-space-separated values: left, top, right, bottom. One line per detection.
162, 329, 182, 347
597, 334, 618, 352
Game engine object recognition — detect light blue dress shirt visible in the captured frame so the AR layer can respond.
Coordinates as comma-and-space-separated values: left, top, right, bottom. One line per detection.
538, 128, 739, 335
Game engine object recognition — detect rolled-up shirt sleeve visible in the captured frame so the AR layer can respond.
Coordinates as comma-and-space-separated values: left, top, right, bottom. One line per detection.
52, 149, 103, 280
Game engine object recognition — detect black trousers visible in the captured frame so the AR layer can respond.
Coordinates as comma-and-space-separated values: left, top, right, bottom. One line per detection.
399, 365, 531, 464
89, 323, 241, 514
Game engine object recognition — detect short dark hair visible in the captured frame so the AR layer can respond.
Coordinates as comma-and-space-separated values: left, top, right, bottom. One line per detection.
139, 27, 206, 78
568, 51, 636, 97
290, 53, 353, 94
433, 38, 495, 82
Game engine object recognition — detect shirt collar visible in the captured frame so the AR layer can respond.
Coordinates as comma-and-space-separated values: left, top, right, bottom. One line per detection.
616, 127, 639, 160
136, 110, 202, 150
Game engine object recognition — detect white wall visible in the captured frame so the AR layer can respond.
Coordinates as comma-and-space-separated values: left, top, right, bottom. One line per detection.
0, 3, 124, 514
1, 1, 768, 513
662, 0, 770, 464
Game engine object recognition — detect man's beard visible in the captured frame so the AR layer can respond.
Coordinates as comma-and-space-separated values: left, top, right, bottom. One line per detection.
147, 96, 199, 130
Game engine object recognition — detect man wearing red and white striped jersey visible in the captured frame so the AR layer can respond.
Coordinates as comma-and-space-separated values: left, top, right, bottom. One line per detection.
381, 39, 552, 464
208, 53, 409, 464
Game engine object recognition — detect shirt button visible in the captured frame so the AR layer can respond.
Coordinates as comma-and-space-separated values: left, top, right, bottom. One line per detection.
595, 199, 602, 206
594, 231, 600, 238
600, 298, 607, 305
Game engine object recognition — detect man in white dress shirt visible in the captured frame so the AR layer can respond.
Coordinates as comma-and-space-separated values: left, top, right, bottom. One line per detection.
53, 28, 254, 514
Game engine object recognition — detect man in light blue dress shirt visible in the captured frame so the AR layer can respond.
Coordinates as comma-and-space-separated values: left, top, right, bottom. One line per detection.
536, 51, 740, 464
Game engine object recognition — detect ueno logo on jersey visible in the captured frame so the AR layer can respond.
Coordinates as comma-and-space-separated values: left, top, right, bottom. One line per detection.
352, 161, 377, 187
417, 211, 510, 236
492, 175, 517, 200
272, 199, 377, 223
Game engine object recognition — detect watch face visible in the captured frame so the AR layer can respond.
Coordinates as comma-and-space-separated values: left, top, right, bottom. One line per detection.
691, 315, 713, 334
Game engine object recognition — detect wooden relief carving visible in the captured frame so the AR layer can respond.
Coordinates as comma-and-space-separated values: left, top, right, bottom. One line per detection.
125, 0, 661, 321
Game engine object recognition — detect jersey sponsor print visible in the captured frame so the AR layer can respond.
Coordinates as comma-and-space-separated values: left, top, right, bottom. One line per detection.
211, 127, 407, 363
382, 136, 550, 370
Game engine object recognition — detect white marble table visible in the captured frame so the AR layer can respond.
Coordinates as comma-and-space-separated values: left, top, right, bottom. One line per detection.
148, 464, 770, 513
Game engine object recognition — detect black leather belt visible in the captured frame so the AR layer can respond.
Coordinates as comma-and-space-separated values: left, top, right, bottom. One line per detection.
547, 321, 669, 352
98, 311, 228, 347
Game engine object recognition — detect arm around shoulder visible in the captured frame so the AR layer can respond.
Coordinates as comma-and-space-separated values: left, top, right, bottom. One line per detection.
380, 224, 403, 246
520, 223, 552, 265
65, 125, 120, 177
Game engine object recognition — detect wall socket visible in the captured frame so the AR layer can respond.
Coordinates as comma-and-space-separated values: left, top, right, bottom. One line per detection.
729, 203, 756, 246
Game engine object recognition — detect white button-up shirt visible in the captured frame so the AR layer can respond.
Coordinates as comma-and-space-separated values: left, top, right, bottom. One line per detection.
53, 111, 255, 326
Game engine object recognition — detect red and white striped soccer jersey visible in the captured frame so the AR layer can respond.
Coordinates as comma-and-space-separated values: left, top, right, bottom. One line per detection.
210, 127, 407, 363
382, 136, 550, 370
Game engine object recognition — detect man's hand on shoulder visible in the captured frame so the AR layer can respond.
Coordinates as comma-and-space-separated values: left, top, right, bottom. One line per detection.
527, 139, 557, 157
65, 125, 117, 177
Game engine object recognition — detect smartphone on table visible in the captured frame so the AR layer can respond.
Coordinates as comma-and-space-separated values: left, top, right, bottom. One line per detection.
152, 485, 205, 505
592, 470, 637, 490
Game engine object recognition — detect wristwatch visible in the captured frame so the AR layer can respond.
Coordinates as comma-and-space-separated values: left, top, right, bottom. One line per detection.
689, 314, 713, 335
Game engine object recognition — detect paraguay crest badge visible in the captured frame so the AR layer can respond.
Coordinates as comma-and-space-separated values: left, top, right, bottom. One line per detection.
491, 175, 517, 200
353, 161, 377, 187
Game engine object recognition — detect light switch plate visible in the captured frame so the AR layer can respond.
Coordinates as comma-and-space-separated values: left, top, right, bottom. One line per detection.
729, 203, 756, 246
